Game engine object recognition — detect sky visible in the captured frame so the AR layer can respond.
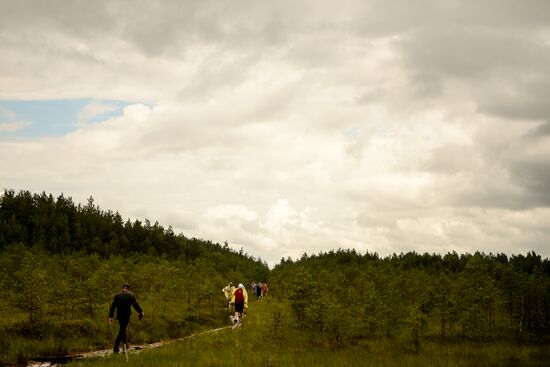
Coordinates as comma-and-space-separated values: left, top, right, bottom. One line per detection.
1, 0, 549, 266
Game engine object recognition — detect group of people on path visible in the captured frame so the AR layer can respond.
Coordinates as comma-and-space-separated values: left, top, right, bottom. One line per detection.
251, 281, 269, 299
108, 280, 269, 354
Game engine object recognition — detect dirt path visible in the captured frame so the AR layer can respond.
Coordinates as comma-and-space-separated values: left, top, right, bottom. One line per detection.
26, 326, 231, 367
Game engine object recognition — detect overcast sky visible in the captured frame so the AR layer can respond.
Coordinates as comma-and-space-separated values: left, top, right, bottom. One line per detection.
1, 0, 549, 265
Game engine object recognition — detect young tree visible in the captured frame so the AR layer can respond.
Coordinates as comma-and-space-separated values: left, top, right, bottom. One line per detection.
12, 251, 52, 323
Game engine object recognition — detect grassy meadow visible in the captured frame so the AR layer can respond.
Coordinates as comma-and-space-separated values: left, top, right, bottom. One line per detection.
68, 298, 547, 367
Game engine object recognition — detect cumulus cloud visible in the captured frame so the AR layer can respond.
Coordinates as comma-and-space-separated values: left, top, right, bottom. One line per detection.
75, 100, 119, 128
0, 120, 28, 133
0, 107, 29, 133
1, 0, 550, 264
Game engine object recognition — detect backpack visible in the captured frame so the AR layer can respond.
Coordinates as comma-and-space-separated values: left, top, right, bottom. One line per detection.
234, 288, 244, 304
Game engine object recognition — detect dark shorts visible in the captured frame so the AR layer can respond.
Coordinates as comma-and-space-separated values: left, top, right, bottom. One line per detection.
234, 303, 244, 313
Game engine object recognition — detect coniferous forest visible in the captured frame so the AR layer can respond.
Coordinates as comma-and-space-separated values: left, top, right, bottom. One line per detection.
1, 189, 549, 366
271, 249, 550, 344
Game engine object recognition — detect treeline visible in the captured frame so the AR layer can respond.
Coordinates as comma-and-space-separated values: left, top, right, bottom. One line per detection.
271, 249, 550, 348
0, 189, 266, 264
0, 189, 269, 365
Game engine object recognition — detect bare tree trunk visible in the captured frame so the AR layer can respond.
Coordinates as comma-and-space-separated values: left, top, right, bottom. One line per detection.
526, 295, 532, 333
440, 301, 446, 338
519, 295, 524, 336
412, 322, 420, 352
387, 313, 391, 337
509, 298, 514, 327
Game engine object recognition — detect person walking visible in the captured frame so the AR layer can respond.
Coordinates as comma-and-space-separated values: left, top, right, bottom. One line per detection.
222, 281, 235, 316
230, 283, 248, 328
251, 282, 257, 298
261, 282, 269, 298
256, 282, 262, 299
108, 283, 144, 353
222, 282, 235, 304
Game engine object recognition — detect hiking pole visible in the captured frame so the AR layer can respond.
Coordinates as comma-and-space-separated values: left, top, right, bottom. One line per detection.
123, 343, 129, 362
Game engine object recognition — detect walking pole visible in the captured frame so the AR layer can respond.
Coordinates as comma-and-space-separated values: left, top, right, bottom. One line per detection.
123, 343, 129, 362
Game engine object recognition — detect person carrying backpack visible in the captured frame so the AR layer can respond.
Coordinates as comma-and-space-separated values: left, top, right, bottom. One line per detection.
230, 283, 248, 327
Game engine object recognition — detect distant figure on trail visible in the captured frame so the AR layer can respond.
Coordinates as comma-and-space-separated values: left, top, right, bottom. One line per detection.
108, 283, 144, 354
256, 282, 262, 299
230, 283, 248, 328
222, 282, 235, 305
251, 282, 257, 298
261, 282, 269, 298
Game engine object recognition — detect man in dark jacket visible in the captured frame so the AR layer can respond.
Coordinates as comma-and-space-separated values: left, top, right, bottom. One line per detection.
108, 283, 144, 353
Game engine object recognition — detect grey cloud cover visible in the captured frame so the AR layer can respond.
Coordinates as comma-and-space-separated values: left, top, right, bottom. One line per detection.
1, 0, 550, 264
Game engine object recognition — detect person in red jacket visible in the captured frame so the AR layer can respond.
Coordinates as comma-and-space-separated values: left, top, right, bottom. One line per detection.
108, 283, 144, 353
230, 283, 248, 328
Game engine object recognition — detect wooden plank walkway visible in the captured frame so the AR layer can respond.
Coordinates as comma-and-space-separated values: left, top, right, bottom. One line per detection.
26, 326, 231, 367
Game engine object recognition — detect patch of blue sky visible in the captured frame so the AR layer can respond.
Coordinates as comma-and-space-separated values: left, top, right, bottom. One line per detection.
0, 99, 132, 137
343, 126, 362, 140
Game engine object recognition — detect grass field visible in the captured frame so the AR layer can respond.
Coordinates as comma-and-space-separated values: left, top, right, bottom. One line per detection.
68, 298, 548, 367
